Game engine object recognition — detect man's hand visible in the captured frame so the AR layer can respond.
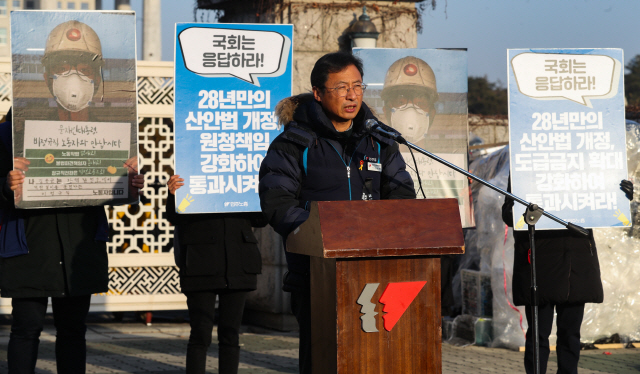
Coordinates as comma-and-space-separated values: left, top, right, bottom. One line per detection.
123, 157, 145, 197
7, 157, 28, 190
7, 157, 29, 203
168, 175, 184, 195
620, 179, 634, 201
131, 174, 145, 196
123, 156, 138, 173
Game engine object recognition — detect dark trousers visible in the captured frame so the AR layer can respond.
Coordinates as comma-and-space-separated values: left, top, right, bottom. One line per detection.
8, 295, 91, 374
291, 289, 311, 374
524, 303, 585, 374
440, 255, 456, 316
185, 290, 248, 374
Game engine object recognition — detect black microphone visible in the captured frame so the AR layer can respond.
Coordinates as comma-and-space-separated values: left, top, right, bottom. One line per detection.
364, 119, 407, 144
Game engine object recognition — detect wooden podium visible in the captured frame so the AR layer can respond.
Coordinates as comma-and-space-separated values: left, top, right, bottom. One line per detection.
287, 199, 465, 374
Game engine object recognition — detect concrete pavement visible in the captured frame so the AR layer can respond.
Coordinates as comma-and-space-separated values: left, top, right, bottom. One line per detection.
0, 312, 638, 373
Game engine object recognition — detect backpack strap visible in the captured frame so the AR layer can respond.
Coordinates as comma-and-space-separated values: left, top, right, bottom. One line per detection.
282, 122, 316, 148
282, 122, 317, 176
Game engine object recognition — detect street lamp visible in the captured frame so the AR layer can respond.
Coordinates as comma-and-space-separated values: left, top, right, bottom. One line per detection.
348, 6, 379, 49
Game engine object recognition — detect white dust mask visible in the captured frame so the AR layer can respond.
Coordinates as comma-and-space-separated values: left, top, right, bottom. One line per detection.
52, 70, 95, 112
390, 104, 430, 142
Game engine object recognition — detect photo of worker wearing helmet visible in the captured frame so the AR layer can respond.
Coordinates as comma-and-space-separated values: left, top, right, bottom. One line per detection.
381, 56, 439, 144
43, 20, 104, 115
10, 11, 138, 208
354, 48, 473, 227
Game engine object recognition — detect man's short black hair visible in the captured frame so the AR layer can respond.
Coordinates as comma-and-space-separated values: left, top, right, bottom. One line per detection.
310, 52, 364, 89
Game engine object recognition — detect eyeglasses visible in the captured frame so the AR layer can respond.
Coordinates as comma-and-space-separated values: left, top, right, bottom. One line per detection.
387, 93, 432, 112
324, 83, 367, 97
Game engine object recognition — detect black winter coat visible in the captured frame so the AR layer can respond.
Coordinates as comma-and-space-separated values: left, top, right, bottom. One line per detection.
166, 194, 265, 292
259, 94, 416, 278
0, 121, 109, 298
502, 178, 603, 306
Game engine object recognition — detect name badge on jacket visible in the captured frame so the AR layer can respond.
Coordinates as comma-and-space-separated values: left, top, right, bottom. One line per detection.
368, 162, 382, 172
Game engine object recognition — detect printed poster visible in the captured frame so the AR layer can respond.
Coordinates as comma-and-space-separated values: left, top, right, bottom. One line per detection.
11, 11, 138, 208
508, 49, 630, 229
174, 23, 292, 213
354, 48, 473, 228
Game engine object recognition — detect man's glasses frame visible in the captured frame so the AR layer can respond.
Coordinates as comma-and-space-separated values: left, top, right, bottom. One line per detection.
323, 83, 367, 97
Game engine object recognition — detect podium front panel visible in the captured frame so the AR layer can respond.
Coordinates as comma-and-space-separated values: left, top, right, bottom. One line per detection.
310, 255, 442, 374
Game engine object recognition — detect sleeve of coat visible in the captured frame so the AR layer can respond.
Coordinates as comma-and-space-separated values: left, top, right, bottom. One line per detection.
249, 212, 268, 228
258, 138, 309, 237
380, 141, 416, 200
501, 174, 514, 227
165, 191, 182, 226
0, 132, 14, 209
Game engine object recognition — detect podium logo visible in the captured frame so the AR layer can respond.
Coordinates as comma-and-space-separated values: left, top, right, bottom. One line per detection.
356, 281, 427, 333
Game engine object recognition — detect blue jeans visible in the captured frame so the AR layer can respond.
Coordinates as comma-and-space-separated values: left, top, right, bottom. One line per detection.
8, 295, 91, 374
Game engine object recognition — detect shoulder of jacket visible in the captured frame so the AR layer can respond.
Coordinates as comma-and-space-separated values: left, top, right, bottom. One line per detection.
275, 93, 315, 126
280, 122, 316, 148
266, 126, 310, 161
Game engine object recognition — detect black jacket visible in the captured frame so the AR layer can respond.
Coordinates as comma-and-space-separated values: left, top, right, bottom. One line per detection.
166, 194, 265, 292
258, 94, 416, 279
0, 120, 109, 298
502, 177, 603, 306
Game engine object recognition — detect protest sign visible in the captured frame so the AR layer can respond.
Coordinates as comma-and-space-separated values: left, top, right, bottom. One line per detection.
11, 11, 138, 208
508, 49, 629, 229
354, 48, 473, 227
174, 23, 292, 213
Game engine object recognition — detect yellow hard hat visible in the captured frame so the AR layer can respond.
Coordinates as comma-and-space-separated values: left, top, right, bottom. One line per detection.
381, 56, 439, 127
43, 20, 103, 64
381, 56, 438, 102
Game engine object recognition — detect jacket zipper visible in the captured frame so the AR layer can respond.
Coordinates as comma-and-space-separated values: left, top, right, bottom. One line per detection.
326, 138, 366, 200
346, 166, 351, 198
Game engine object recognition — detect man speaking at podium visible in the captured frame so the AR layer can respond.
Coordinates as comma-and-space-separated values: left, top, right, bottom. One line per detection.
259, 52, 416, 373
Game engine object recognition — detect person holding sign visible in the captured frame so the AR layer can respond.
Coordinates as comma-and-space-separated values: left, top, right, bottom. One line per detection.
259, 52, 416, 373
2, 15, 140, 373
502, 176, 633, 374
0, 106, 143, 373
166, 174, 265, 374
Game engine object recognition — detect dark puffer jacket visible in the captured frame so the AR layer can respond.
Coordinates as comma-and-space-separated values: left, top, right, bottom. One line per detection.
166, 194, 265, 292
502, 177, 603, 306
259, 94, 416, 281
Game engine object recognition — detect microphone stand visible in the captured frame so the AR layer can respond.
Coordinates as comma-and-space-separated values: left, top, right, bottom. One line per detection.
394, 134, 588, 374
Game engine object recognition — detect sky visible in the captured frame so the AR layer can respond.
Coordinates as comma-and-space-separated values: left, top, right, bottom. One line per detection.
99, 0, 196, 61
100, 0, 640, 86
418, 0, 640, 85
